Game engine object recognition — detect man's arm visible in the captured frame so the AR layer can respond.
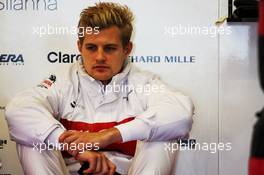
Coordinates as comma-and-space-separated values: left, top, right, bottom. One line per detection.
116, 76, 194, 142
5, 74, 66, 146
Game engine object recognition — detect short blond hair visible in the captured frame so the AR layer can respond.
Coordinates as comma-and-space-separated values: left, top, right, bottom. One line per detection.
78, 2, 134, 46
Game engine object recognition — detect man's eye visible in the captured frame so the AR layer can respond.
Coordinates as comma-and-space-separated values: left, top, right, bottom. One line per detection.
86, 46, 96, 51
104, 47, 116, 52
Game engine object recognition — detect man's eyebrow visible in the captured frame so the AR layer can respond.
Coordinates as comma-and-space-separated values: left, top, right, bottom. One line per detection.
85, 43, 96, 46
104, 44, 118, 47
84, 43, 118, 47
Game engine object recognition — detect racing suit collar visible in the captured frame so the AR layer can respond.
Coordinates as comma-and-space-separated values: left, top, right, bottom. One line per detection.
77, 59, 131, 86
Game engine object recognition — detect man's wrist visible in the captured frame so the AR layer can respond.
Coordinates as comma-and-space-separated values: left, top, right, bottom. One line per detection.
104, 128, 123, 145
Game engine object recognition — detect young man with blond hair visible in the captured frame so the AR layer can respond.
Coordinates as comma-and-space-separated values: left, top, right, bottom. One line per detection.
5, 2, 194, 175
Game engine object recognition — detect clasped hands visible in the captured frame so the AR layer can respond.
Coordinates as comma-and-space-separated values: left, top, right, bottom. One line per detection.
58, 128, 122, 175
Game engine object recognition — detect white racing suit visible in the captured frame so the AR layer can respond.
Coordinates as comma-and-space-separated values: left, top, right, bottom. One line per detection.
5, 60, 194, 175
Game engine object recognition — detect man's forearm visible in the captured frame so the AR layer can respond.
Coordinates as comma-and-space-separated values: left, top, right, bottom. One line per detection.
103, 127, 123, 144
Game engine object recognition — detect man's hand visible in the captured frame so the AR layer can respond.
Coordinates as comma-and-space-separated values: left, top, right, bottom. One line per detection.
59, 128, 123, 156
76, 151, 116, 175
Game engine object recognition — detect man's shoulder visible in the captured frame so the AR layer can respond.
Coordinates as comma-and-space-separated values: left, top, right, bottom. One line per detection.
128, 64, 158, 85
43, 62, 79, 88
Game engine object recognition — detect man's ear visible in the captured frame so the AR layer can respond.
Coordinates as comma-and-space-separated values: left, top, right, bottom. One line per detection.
77, 40, 82, 53
124, 42, 133, 56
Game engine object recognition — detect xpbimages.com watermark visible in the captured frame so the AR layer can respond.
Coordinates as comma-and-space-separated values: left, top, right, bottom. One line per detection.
33, 140, 99, 153
165, 139, 232, 153
164, 24, 232, 38
32, 24, 100, 37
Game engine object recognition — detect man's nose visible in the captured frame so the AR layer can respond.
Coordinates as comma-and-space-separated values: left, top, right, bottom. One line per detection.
95, 48, 106, 62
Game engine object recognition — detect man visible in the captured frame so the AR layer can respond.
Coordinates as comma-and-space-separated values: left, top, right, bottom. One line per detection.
5, 2, 194, 175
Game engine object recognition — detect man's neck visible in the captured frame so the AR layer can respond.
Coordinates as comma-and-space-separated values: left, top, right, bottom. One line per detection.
101, 79, 111, 86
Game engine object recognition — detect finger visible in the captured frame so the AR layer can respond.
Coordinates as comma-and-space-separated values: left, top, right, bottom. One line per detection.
70, 142, 87, 157
100, 154, 109, 175
59, 130, 76, 142
64, 134, 79, 144
67, 142, 82, 157
67, 140, 86, 156
75, 151, 89, 161
94, 154, 102, 174
83, 155, 99, 174
69, 149, 79, 157
106, 159, 116, 175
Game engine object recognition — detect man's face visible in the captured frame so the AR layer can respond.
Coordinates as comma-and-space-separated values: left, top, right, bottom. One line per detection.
78, 26, 132, 84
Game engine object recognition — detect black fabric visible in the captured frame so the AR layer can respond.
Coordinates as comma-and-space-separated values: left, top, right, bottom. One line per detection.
249, 2, 264, 175
259, 0, 264, 91
232, 0, 259, 18
233, 6, 259, 18
234, 0, 258, 7
250, 108, 264, 157
259, 37, 264, 91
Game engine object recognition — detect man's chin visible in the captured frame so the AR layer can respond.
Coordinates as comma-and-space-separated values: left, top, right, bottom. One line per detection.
92, 75, 112, 83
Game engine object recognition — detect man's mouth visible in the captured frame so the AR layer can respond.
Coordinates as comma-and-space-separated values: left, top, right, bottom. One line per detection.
93, 65, 110, 70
